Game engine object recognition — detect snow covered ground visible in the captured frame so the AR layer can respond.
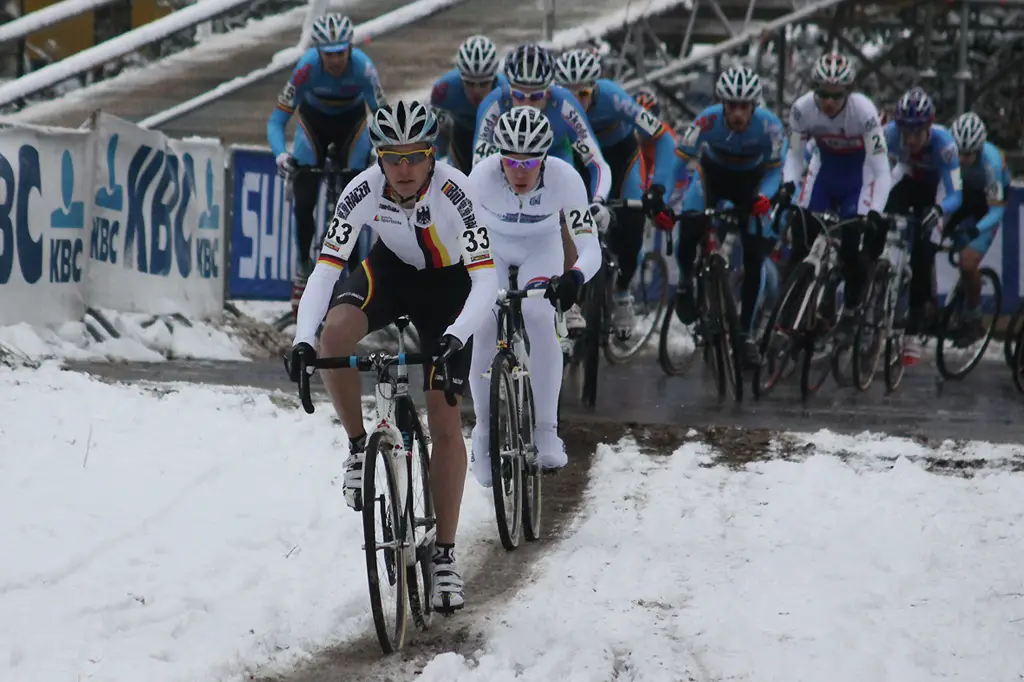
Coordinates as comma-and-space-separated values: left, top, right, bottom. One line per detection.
3, 364, 1023, 682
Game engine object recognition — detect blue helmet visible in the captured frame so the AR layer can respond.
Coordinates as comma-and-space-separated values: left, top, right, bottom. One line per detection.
894, 87, 935, 127
505, 43, 554, 88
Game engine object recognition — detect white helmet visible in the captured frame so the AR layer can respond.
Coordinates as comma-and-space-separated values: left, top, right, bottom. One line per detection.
368, 100, 439, 147
812, 52, 855, 87
554, 49, 601, 86
505, 43, 555, 88
715, 66, 762, 103
951, 112, 987, 153
456, 35, 499, 79
493, 106, 553, 156
311, 14, 353, 51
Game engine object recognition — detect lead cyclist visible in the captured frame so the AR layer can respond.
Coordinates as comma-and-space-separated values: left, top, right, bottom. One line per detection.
467, 106, 603, 487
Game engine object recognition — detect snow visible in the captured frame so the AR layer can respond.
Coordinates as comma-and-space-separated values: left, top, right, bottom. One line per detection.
0, 309, 249, 364
0, 365, 496, 682
6, 364, 1024, 682
419, 430, 1024, 681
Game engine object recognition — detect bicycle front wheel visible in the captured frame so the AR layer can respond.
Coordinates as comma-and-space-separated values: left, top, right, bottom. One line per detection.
489, 352, 523, 551
936, 267, 1001, 380
581, 264, 607, 409
852, 260, 889, 391
362, 431, 408, 653
519, 373, 542, 542
605, 251, 669, 363
710, 259, 743, 402
1013, 321, 1024, 393
405, 401, 434, 630
1004, 301, 1024, 369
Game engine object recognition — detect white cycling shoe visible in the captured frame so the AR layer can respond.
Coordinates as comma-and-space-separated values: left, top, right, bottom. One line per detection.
431, 545, 465, 613
534, 424, 567, 471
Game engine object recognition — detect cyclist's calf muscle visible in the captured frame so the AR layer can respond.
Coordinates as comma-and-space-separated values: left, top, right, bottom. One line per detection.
424, 393, 467, 545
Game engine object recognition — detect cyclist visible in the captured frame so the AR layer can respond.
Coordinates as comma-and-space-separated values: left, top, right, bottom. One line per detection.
430, 35, 507, 174
883, 87, 963, 365
472, 43, 610, 332
467, 106, 602, 487
946, 111, 1011, 344
268, 14, 387, 317
780, 52, 892, 342
288, 101, 498, 614
553, 49, 678, 331
674, 65, 788, 367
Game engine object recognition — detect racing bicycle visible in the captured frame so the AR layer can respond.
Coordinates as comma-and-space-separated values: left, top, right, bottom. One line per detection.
485, 265, 567, 550
287, 316, 456, 653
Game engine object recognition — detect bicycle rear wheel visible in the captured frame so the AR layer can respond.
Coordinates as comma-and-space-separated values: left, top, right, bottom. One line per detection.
519, 374, 543, 541
362, 431, 408, 653
936, 267, 1001, 380
489, 353, 523, 551
852, 261, 889, 391
581, 264, 607, 409
404, 401, 434, 630
605, 251, 669, 363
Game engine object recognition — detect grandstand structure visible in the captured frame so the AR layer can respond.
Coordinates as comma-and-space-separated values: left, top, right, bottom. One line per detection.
594, 0, 1023, 170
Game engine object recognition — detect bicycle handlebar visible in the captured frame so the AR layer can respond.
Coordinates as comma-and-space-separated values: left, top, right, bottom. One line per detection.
496, 288, 570, 343
286, 350, 457, 414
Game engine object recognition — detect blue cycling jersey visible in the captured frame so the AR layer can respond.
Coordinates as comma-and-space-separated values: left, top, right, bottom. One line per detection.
883, 122, 963, 215
473, 83, 612, 202
962, 141, 1012, 234
677, 104, 787, 197
582, 78, 677, 191
267, 47, 386, 158
430, 69, 508, 132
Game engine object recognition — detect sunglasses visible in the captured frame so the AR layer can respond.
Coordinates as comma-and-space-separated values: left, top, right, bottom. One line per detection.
814, 89, 847, 100
510, 88, 548, 102
501, 156, 544, 170
378, 147, 434, 166
573, 87, 594, 98
462, 78, 493, 88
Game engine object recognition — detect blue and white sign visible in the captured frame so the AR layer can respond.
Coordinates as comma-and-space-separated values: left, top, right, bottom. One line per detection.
0, 124, 91, 325
229, 146, 372, 300
89, 112, 226, 319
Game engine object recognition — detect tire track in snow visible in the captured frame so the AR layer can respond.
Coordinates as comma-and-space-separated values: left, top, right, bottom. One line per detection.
252, 422, 618, 682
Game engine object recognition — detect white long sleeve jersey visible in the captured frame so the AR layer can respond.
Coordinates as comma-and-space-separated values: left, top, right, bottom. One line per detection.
468, 155, 602, 283
293, 163, 499, 347
782, 91, 892, 214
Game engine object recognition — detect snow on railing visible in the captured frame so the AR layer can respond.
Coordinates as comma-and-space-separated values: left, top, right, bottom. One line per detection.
0, 0, 121, 45
0, 0, 259, 108
138, 0, 473, 129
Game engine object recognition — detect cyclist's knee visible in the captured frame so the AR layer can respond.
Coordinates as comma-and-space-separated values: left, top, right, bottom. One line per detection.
321, 304, 368, 353
425, 395, 465, 439
958, 247, 983, 271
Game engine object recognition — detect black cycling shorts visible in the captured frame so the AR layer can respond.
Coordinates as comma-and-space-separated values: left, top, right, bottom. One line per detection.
297, 101, 367, 167
328, 241, 473, 394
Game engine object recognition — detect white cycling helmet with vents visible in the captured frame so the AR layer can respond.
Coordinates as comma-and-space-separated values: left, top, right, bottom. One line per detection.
951, 112, 987, 153
715, 66, 762, 103
368, 100, 439, 147
456, 35, 500, 79
311, 14, 353, 52
504, 43, 555, 88
493, 106, 553, 156
812, 52, 855, 87
554, 49, 602, 86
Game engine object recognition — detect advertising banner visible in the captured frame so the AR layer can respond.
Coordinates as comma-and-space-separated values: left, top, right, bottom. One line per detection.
0, 123, 92, 326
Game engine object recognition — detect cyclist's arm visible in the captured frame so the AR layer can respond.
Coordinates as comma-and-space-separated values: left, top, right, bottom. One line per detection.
781, 108, 808, 185
977, 146, 1008, 234
472, 92, 503, 166
759, 117, 788, 197
268, 55, 316, 157
446, 223, 498, 345
356, 51, 387, 111
559, 96, 611, 202
860, 116, 892, 214
293, 175, 374, 347
616, 85, 677, 190
558, 163, 602, 281
936, 140, 963, 215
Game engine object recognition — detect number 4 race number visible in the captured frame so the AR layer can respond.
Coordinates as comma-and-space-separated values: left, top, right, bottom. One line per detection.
463, 226, 490, 252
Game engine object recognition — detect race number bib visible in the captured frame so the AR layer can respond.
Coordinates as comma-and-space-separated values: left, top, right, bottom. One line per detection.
573, 139, 595, 164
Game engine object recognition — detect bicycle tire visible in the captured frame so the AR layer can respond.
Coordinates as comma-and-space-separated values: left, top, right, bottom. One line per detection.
362, 430, 408, 653
1004, 301, 1024, 369
752, 262, 816, 400
711, 258, 744, 402
605, 252, 669, 363
657, 291, 703, 377
852, 260, 890, 391
489, 352, 522, 551
1013, 320, 1024, 393
884, 335, 906, 392
519, 374, 542, 542
800, 274, 840, 400
936, 267, 1002, 380
405, 400, 434, 630
581, 264, 607, 409
702, 267, 728, 401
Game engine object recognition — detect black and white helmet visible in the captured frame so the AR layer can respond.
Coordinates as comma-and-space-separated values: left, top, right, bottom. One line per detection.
368, 100, 438, 147
311, 14, 353, 49
493, 106, 553, 156
554, 49, 601, 86
715, 66, 762, 103
951, 112, 987, 153
505, 43, 554, 88
456, 35, 499, 79
812, 52, 855, 87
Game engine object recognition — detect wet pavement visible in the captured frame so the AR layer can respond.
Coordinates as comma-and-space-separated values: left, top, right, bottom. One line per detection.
66, 350, 1024, 445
